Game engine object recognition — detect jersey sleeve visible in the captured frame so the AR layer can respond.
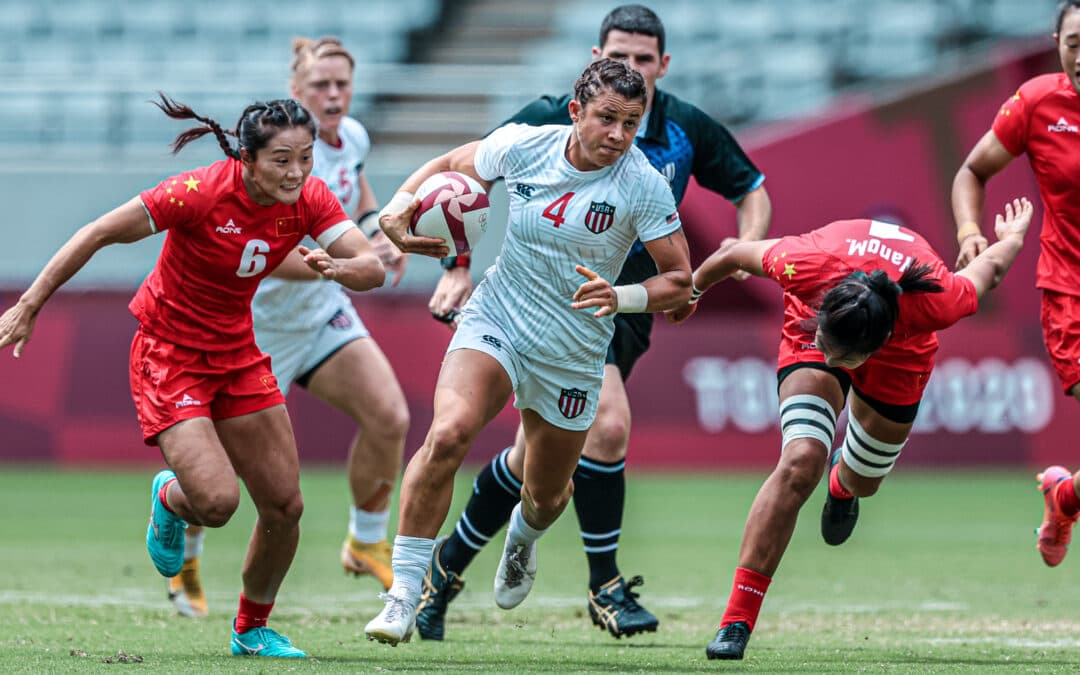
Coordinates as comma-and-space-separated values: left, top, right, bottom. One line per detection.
138, 169, 210, 233
493, 95, 572, 131
687, 107, 764, 201
633, 165, 682, 242
991, 88, 1031, 156
304, 176, 352, 245
903, 268, 979, 333
473, 123, 529, 182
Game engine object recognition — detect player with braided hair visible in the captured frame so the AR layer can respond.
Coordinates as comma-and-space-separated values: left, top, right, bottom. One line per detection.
166, 37, 409, 618
0, 93, 385, 658
666, 198, 1035, 660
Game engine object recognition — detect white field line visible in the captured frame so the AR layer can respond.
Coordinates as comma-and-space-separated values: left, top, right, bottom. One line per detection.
0, 589, 966, 614
921, 636, 1080, 648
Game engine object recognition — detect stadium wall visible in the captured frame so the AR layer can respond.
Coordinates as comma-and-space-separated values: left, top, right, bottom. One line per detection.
0, 42, 1065, 469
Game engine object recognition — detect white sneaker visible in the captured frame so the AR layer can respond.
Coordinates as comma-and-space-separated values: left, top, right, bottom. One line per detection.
364, 593, 416, 645
493, 538, 537, 609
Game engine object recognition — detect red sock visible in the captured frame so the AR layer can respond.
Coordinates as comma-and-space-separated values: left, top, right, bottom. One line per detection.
234, 594, 274, 634
719, 567, 772, 631
1055, 477, 1080, 518
829, 462, 854, 500
158, 478, 178, 515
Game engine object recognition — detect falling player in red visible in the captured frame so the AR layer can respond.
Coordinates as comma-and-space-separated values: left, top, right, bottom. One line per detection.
0, 95, 385, 658
667, 198, 1034, 660
952, 0, 1080, 568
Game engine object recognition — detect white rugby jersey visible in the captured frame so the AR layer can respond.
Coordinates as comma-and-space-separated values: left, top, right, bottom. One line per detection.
253, 116, 370, 331
468, 123, 681, 366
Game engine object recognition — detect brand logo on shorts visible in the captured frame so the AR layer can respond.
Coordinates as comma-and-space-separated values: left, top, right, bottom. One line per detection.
558, 388, 588, 419
215, 219, 242, 235
585, 201, 616, 234
481, 334, 503, 350
174, 393, 202, 409
515, 183, 536, 200
328, 309, 353, 329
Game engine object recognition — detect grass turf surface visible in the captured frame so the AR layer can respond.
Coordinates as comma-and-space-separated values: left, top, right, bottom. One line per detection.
1, 467, 1078, 672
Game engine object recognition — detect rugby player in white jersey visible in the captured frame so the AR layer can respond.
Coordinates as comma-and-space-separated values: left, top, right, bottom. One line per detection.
363, 58, 692, 645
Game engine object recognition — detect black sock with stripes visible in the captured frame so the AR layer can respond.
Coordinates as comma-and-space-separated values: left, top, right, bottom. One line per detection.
438, 447, 522, 576
572, 457, 626, 591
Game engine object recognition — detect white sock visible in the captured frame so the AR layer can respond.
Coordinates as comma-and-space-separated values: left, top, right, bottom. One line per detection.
507, 503, 546, 546
388, 535, 434, 605
184, 529, 205, 561
349, 506, 390, 544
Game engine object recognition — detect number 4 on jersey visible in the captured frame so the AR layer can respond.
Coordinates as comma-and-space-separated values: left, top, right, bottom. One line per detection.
542, 193, 574, 228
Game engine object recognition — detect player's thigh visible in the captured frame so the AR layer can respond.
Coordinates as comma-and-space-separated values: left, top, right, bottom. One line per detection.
304, 336, 407, 426
430, 347, 515, 447
519, 407, 588, 499
215, 404, 301, 509
158, 416, 238, 503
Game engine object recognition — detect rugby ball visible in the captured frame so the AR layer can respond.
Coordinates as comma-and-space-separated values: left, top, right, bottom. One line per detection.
411, 171, 490, 256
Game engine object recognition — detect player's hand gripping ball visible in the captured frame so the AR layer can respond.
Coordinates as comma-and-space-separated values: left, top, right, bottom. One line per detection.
411, 171, 490, 256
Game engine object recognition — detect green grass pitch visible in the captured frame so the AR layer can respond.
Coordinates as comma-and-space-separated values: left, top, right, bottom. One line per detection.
1, 466, 1078, 672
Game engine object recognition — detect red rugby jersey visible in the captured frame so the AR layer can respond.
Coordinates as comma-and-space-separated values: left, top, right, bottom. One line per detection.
763, 219, 978, 371
992, 73, 1080, 294
131, 158, 349, 350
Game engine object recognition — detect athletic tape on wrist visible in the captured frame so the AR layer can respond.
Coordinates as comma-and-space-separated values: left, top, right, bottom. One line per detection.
378, 191, 414, 224
614, 283, 649, 313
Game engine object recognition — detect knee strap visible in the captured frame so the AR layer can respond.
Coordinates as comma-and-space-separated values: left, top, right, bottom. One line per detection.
841, 414, 906, 478
780, 394, 837, 451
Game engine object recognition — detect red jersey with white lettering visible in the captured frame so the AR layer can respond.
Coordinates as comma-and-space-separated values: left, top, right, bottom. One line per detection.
764, 219, 978, 402
132, 158, 350, 350
992, 73, 1080, 294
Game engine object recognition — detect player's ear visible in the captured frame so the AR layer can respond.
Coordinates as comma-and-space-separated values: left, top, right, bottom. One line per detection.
568, 99, 582, 124
239, 147, 255, 167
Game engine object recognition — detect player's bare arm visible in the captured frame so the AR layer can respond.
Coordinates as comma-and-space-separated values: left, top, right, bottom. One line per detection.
952, 130, 1016, 270
571, 229, 691, 317
304, 227, 386, 291
956, 197, 1033, 297
380, 141, 494, 258
665, 238, 775, 324
726, 185, 773, 281
0, 197, 153, 357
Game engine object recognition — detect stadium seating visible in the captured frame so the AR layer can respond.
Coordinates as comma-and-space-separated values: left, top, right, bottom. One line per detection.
0, 0, 1053, 151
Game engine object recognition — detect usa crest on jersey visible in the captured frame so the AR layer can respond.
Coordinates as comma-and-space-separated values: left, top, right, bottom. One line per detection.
584, 201, 616, 234
558, 387, 588, 419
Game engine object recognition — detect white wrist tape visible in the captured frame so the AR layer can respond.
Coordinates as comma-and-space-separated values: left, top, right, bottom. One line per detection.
614, 284, 649, 313
378, 191, 415, 225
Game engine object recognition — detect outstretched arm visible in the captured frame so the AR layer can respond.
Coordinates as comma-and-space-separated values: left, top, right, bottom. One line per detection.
0, 197, 153, 356
665, 238, 777, 324
956, 197, 1033, 298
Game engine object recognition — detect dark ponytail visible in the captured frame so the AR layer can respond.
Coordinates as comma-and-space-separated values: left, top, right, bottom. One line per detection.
152, 92, 240, 159
815, 261, 943, 356
153, 93, 315, 160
